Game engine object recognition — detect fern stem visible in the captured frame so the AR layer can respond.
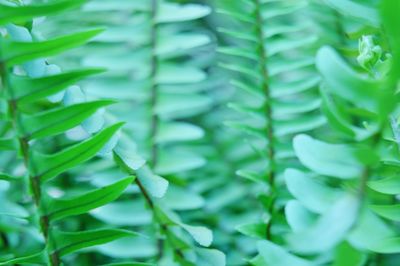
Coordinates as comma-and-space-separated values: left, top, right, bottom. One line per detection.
254, 0, 276, 240
0, 63, 60, 266
150, 0, 160, 169
135, 178, 186, 260
146, 0, 167, 259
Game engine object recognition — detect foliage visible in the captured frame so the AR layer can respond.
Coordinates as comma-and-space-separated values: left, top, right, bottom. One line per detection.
0, 0, 399, 265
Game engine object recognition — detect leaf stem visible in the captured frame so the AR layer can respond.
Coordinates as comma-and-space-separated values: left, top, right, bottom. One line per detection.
146, 0, 167, 259
150, 0, 160, 169
134, 178, 186, 260
254, 0, 276, 240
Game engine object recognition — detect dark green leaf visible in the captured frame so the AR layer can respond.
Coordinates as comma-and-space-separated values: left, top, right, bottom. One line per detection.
1, 29, 103, 66
22, 100, 114, 139
9, 68, 104, 103
33, 122, 124, 182
45, 176, 134, 222
50, 228, 138, 257
0, 0, 86, 25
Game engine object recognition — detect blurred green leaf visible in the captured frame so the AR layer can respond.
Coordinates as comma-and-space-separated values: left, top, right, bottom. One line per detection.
157, 3, 211, 23
287, 195, 359, 254
257, 241, 313, 266
293, 134, 365, 179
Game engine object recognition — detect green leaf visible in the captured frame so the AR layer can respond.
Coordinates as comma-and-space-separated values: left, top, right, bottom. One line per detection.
275, 115, 326, 137
257, 241, 313, 266
136, 166, 168, 198
195, 248, 226, 266
287, 195, 359, 254
156, 64, 206, 84
368, 176, 400, 195
217, 8, 255, 25
333, 242, 366, 266
273, 98, 321, 116
0, 197, 29, 218
0, 251, 46, 266
320, 88, 371, 140
155, 122, 204, 143
293, 134, 364, 179
90, 201, 151, 226
0, 29, 103, 66
0, 172, 20, 181
271, 76, 320, 98
164, 186, 204, 210
370, 204, 400, 222
157, 3, 211, 23
218, 46, 258, 61
0, 0, 86, 25
22, 100, 114, 140
9, 68, 104, 103
94, 237, 157, 259
369, 237, 400, 254
324, 0, 379, 27
156, 94, 212, 119
50, 228, 137, 257
236, 222, 266, 239
84, 0, 148, 12
348, 209, 395, 250
381, 0, 400, 85
0, 137, 18, 151
157, 33, 211, 55
267, 35, 317, 57
113, 141, 146, 173
248, 255, 266, 266
155, 205, 213, 247
33, 122, 124, 182
262, 1, 308, 20
181, 224, 213, 247
316, 46, 383, 112
156, 150, 206, 175
284, 169, 343, 213
45, 176, 134, 222
285, 200, 316, 233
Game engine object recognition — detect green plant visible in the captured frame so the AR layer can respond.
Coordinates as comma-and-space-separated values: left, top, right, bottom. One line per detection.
1, 0, 400, 266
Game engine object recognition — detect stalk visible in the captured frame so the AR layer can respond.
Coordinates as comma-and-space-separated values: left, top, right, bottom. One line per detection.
149, 0, 160, 168
254, 0, 276, 240
135, 177, 186, 260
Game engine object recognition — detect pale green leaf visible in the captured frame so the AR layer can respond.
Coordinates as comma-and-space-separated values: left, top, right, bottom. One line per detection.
287, 195, 359, 254
293, 135, 364, 179
284, 169, 343, 213
157, 3, 211, 23
257, 241, 313, 266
